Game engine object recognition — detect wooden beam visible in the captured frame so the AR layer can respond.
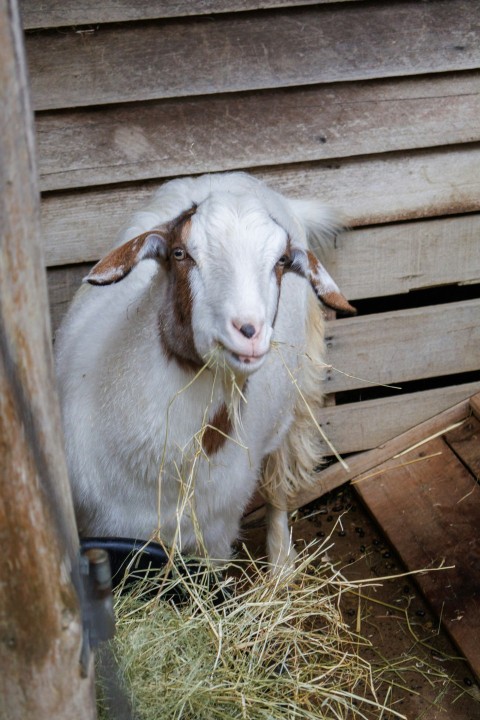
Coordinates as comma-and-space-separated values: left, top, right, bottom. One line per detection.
35, 72, 480, 192
0, 1, 95, 716
26, 0, 480, 111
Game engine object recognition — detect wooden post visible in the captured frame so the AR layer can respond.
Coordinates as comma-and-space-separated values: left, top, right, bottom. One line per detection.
0, 1, 97, 717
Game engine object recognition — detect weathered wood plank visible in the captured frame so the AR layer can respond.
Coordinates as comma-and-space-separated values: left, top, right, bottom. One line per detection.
20, 0, 360, 29
471, 394, 480, 421
330, 214, 480, 301
26, 1, 480, 111
317, 381, 480, 456
292, 395, 476, 508
36, 72, 480, 192
260, 147, 480, 227
355, 437, 480, 680
48, 263, 90, 334
326, 299, 480, 393
444, 416, 480, 479
0, 0, 95, 715
40, 147, 480, 267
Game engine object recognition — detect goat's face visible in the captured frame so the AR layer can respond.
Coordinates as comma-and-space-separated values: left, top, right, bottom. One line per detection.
186, 195, 292, 374
87, 193, 355, 375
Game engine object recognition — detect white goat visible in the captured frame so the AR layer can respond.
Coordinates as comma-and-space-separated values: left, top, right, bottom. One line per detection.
55, 172, 354, 569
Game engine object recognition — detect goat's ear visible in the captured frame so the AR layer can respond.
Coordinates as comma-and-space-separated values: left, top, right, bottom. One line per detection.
86, 231, 168, 286
289, 249, 357, 315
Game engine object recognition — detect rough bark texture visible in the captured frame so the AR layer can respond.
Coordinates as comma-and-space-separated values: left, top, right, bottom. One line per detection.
0, 1, 96, 717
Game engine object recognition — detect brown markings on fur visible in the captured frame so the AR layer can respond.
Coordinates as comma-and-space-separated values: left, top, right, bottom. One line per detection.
88, 231, 155, 285
274, 260, 284, 287
306, 251, 357, 315
157, 209, 205, 370
320, 291, 357, 315
271, 239, 291, 328
202, 403, 232, 456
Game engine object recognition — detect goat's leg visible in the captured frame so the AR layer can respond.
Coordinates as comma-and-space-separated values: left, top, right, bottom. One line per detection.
265, 502, 297, 572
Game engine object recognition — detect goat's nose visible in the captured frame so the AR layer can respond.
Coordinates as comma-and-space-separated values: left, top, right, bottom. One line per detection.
232, 319, 261, 340
239, 323, 256, 339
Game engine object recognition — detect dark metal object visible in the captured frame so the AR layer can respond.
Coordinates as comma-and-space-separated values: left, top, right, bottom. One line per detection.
79, 547, 116, 678
79, 543, 137, 719
80, 537, 169, 591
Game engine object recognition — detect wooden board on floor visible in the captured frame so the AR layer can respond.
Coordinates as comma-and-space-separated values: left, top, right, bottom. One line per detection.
352, 394, 480, 680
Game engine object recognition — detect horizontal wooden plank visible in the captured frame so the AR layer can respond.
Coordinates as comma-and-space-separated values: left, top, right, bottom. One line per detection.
326, 299, 480, 393
40, 146, 480, 267
26, 1, 480, 111
330, 214, 480, 301
291, 394, 476, 507
318, 381, 480, 456
20, 0, 359, 29
260, 146, 480, 227
36, 72, 480, 192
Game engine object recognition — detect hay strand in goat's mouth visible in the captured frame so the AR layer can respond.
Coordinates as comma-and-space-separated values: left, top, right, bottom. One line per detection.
98, 544, 409, 720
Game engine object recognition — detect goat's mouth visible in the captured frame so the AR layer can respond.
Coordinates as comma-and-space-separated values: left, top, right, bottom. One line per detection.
221, 345, 268, 373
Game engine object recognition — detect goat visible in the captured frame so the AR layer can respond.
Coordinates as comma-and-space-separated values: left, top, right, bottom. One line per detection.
55, 172, 355, 570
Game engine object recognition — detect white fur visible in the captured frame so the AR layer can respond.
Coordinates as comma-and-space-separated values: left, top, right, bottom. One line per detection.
55, 172, 337, 567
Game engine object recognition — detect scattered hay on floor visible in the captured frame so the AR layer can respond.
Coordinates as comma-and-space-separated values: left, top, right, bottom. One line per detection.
97, 543, 407, 720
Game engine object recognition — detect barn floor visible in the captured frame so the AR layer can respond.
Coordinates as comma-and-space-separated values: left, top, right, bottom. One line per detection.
242, 484, 480, 719
242, 395, 480, 719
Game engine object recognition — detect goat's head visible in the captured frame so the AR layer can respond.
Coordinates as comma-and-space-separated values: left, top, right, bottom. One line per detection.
86, 191, 355, 375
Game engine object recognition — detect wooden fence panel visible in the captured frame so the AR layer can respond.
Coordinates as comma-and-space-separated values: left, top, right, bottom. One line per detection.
26, 1, 480, 110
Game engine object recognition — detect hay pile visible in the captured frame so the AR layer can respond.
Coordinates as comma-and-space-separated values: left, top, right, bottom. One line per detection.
97, 545, 406, 720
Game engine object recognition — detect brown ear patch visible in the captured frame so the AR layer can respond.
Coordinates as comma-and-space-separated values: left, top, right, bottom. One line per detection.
306, 251, 357, 316
87, 231, 167, 286
318, 290, 357, 316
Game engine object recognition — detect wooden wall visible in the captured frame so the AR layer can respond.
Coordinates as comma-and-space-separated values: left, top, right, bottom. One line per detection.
21, 0, 480, 456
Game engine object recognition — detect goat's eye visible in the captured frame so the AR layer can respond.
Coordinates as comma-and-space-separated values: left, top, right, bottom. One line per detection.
276, 254, 289, 268
172, 247, 187, 261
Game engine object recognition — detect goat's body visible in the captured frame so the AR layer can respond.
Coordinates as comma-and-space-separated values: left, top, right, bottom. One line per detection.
57, 256, 313, 559
56, 173, 350, 567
